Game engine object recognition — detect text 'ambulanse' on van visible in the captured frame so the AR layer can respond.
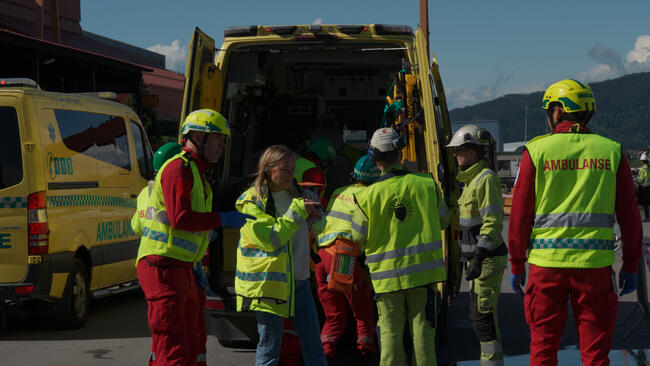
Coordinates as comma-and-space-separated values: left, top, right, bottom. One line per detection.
181, 24, 461, 347
0, 78, 154, 329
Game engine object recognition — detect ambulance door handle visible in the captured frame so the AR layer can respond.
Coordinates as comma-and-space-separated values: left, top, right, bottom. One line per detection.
130, 193, 138, 199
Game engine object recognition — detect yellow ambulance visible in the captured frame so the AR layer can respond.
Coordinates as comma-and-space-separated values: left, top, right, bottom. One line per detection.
0, 78, 153, 329
181, 24, 461, 347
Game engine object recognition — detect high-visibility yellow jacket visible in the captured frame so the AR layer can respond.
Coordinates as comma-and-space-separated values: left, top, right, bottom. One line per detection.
352, 168, 449, 293
456, 159, 505, 260
317, 183, 365, 248
131, 181, 153, 236
234, 184, 309, 318
136, 153, 212, 265
526, 132, 621, 268
637, 165, 650, 186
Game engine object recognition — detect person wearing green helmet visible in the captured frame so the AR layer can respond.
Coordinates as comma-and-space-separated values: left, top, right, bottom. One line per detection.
313, 155, 380, 362
509, 79, 643, 365
136, 109, 255, 365
294, 138, 337, 205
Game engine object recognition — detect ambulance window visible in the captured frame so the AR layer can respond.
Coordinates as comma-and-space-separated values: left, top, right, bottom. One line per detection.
55, 110, 131, 170
131, 121, 153, 179
0, 107, 23, 189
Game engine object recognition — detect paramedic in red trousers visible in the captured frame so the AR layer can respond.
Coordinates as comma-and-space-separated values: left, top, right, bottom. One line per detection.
508, 79, 643, 366
136, 109, 254, 366
314, 155, 381, 362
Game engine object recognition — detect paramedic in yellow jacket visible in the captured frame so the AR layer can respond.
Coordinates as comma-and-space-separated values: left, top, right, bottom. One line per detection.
447, 124, 507, 366
235, 144, 327, 366
352, 128, 450, 366
314, 155, 381, 361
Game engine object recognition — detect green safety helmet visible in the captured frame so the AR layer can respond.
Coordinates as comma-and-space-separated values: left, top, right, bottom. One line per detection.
352, 155, 381, 183
307, 138, 336, 162
180, 109, 230, 136
153, 142, 182, 172
541, 79, 596, 113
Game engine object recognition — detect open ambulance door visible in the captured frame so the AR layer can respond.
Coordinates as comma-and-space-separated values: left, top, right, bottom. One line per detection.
413, 27, 461, 304
180, 27, 223, 129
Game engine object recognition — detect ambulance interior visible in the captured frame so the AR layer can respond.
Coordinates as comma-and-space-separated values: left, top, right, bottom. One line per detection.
215, 42, 408, 209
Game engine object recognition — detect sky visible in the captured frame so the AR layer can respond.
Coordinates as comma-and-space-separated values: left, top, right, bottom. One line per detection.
81, 0, 650, 110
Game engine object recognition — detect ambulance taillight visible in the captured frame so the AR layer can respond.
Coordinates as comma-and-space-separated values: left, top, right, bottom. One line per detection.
28, 191, 49, 255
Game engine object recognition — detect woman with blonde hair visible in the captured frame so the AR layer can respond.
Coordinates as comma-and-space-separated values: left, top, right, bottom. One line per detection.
235, 144, 327, 366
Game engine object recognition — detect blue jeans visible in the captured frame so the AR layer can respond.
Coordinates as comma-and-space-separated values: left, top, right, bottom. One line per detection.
255, 279, 327, 366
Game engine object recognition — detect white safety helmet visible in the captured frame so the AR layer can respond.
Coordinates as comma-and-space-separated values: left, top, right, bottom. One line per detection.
447, 124, 493, 148
641, 152, 649, 162
367, 128, 406, 162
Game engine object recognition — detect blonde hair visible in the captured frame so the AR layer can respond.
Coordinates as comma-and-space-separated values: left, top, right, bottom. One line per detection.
253, 145, 297, 198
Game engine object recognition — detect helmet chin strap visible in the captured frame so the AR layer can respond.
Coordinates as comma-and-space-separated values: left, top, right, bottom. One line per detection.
189, 133, 212, 164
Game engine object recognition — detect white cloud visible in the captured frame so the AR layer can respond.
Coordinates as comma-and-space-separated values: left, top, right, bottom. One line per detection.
626, 35, 650, 64
147, 40, 188, 72
312, 18, 323, 25
576, 64, 620, 83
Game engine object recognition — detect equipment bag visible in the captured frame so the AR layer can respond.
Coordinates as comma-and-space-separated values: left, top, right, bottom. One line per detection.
326, 237, 359, 294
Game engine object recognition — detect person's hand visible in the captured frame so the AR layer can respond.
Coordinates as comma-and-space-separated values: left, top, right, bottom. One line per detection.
510, 272, 526, 296
465, 257, 483, 281
304, 200, 323, 221
219, 211, 255, 229
619, 271, 638, 296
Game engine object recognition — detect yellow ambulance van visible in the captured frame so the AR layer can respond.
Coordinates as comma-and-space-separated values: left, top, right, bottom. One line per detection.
0, 78, 154, 329
181, 24, 461, 347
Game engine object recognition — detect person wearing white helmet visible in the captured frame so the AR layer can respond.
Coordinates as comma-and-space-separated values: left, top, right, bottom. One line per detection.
447, 124, 507, 365
351, 127, 449, 366
637, 152, 650, 221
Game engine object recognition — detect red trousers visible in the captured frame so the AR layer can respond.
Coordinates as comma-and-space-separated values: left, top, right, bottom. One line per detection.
315, 249, 376, 358
524, 264, 618, 366
137, 255, 207, 366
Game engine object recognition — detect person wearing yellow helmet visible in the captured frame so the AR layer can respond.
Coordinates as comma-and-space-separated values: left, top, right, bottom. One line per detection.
509, 79, 643, 365
136, 108, 254, 365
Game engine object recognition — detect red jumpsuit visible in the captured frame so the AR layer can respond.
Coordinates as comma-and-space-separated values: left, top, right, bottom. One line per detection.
509, 122, 643, 366
315, 250, 376, 358
138, 148, 221, 366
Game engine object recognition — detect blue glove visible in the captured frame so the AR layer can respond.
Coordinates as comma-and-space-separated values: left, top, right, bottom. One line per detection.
193, 262, 211, 295
618, 271, 637, 296
219, 211, 255, 228
510, 272, 526, 296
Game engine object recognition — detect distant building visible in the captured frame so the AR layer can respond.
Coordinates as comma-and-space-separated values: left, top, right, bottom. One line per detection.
0, 0, 183, 124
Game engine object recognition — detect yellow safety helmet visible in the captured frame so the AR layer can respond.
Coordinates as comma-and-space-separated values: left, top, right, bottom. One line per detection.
180, 109, 230, 136
541, 79, 596, 113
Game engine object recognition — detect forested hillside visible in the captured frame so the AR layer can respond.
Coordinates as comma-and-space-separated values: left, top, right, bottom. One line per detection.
449, 72, 650, 149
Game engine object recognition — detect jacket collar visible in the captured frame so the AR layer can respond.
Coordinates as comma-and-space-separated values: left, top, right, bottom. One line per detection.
553, 121, 591, 134
457, 159, 488, 184
182, 147, 210, 173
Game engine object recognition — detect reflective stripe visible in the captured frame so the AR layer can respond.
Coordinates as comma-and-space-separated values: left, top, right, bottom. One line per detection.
151, 352, 155, 361
148, 180, 154, 196
358, 335, 374, 343
533, 213, 615, 229
370, 258, 444, 281
317, 231, 351, 246
239, 244, 287, 257
461, 243, 475, 253
143, 227, 150, 237
235, 270, 287, 282
479, 205, 503, 216
285, 207, 304, 224
438, 203, 449, 218
480, 359, 504, 366
477, 237, 501, 251
269, 225, 282, 249
460, 217, 483, 226
145, 207, 171, 225
148, 229, 169, 243
476, 170, 495, 183
172, 236, 198, 253
326, 210, 353, 223
531, 238, 614, 250
480, 340, 503, 354
197, 353, 206, 362
366, 241, 442, 263
351, 222, 368, 236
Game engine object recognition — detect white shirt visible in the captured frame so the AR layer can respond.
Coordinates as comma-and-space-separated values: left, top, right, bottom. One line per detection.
271, 190, 310, 281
